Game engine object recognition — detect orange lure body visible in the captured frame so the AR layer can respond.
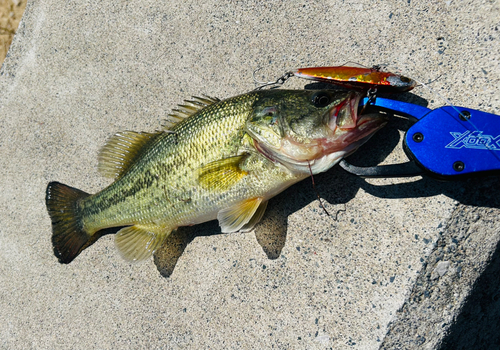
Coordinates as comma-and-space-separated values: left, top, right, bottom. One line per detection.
292, 66, 416, 93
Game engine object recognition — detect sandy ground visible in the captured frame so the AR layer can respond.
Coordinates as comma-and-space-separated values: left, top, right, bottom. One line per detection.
0, 0, 25, 64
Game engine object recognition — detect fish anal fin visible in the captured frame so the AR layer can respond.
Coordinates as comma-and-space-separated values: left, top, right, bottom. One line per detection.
240, 200, 268, 232
98, 131, 160, 179
115, 225, 172, 262
218, 197, 263, 233
198, 154, 249, 192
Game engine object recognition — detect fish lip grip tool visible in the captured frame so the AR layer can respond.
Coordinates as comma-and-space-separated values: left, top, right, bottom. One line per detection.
340, 97, 500, 179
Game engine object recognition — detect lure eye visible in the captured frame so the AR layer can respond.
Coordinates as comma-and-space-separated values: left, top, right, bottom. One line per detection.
400, 76, 411, 83
312, 92, 331, 107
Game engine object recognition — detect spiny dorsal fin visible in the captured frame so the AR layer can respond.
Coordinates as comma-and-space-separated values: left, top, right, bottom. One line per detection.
198, 154, 249, 192
115, 224, 172, 262
192, 95, 221, 105
98, 131, 161, 179
163, 95, 221, 130
218, 197, 264, 233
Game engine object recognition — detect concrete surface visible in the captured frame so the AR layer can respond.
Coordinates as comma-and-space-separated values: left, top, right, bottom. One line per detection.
1, 0, 499, 349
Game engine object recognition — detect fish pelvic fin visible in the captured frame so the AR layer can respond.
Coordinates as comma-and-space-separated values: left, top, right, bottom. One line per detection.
98, 131, 161, 180
240, 200, 268, 232
115, 225, 171, 262
218, 197, 264, 233
46, 182, 91, 264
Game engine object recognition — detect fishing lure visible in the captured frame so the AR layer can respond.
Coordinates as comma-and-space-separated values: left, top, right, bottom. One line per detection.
292, 65, 417, 93
255, 65, 417, 93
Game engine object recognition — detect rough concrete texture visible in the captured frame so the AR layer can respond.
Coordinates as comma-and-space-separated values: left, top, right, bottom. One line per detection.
1, 0, 499, 349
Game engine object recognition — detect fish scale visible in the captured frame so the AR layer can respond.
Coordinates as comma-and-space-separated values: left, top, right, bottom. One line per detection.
79, 94, 260, 234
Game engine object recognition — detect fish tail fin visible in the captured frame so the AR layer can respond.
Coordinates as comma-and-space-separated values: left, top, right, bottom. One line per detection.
45, 181, 91, 264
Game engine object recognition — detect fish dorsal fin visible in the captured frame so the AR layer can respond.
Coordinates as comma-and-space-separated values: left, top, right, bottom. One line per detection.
198, 154, 249, 191
163, 95, 221, 130
98, 131, 160, 179
218, 197, 263, 233
115, 225, 171, 262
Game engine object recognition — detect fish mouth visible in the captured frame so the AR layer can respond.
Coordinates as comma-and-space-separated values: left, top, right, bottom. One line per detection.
326, 91, 388, 133
326, 91, 361, 130
252, 91, 388, 174
323, 91, 388, 150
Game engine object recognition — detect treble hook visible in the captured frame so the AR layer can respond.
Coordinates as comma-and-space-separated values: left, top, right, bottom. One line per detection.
252, 68, 295, 90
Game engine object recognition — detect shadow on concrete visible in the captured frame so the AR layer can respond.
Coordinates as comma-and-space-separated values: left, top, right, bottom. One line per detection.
438, 237, 500, 350
350, 167, 500, 208
438, 172, 500, 350
304, 81, 430, 107
366, 156, 500, 349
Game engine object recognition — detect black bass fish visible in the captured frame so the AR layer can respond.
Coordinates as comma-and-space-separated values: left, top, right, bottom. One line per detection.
46, 90, 387, 263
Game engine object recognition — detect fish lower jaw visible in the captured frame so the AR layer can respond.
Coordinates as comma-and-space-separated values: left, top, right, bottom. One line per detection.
268, 150, 348, 175
254, 138, 346, 175
279, 134, 380, 175
305, 149, 352, 174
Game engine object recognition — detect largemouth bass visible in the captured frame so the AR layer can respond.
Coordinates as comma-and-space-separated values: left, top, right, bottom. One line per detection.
46, 89, 387, 264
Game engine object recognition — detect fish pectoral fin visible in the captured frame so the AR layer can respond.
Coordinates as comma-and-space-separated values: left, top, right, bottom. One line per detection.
240, 200, 268, 232
98, 131, 162, 179
115, 225, 171, 262
198, 154, 249, 191
218, 197, 263, 233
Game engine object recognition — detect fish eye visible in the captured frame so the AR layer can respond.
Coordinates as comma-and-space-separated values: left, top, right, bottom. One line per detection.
400, 76, 411, 83
260, 107, 278, 125
312, 92, 331, 107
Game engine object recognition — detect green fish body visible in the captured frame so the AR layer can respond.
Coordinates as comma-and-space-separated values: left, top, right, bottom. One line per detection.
46, 90, 387, 263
